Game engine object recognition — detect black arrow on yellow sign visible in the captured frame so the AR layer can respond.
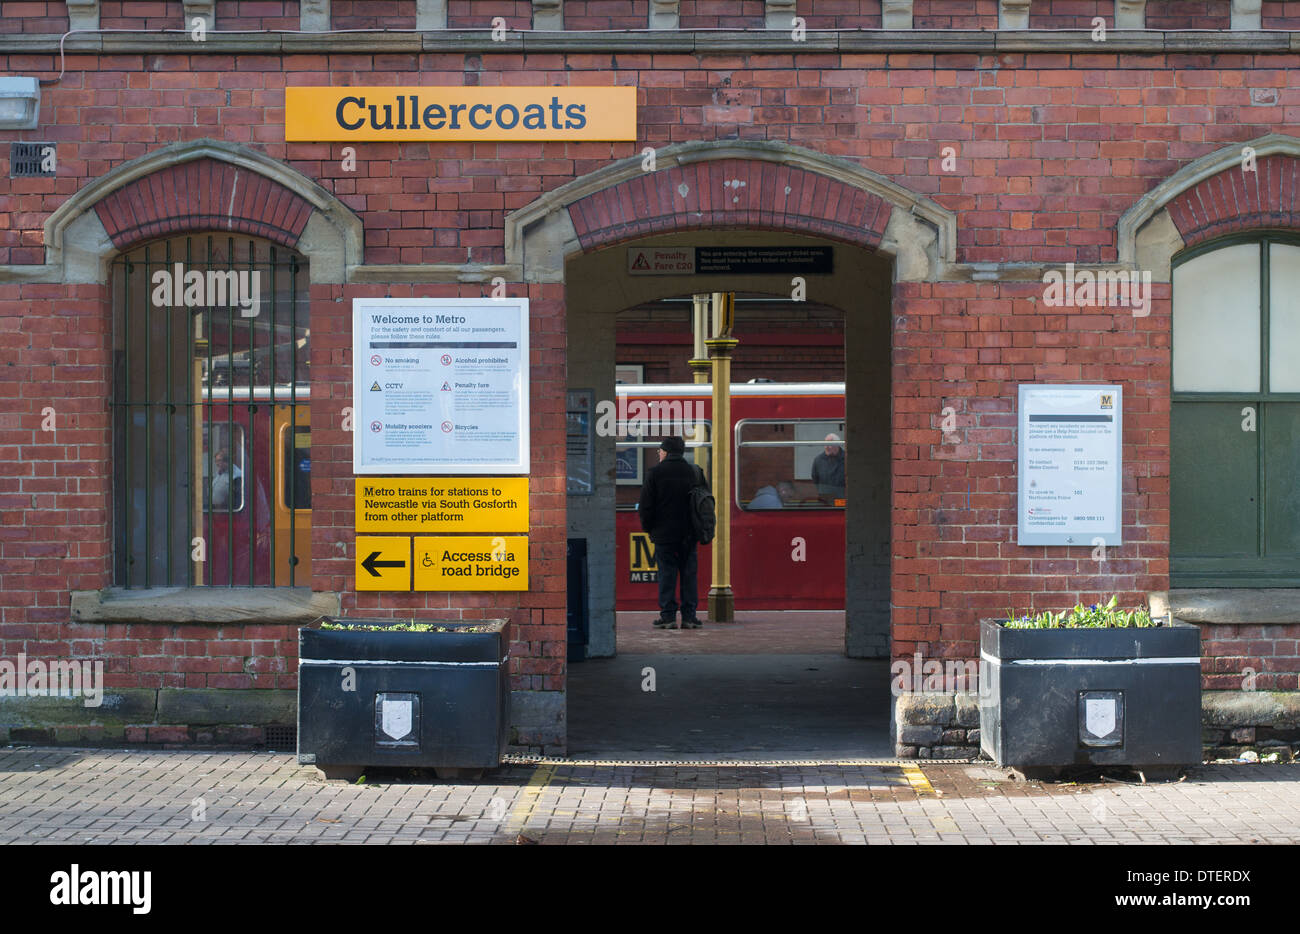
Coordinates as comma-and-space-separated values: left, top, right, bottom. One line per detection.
361, 551, 406, 577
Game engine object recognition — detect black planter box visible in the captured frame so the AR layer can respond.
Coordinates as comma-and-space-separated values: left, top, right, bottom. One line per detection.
979, 618, 1201, 777
297, 618, 511, 779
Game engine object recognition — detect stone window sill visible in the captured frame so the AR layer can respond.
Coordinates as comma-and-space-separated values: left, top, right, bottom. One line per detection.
1150, 589, 1300, 625
70, 588, 340, 625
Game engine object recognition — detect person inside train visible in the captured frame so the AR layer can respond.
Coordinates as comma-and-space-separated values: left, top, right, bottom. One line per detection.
211, 447, 243, 510
811, 433, 845, 502
749, 481, 795, 509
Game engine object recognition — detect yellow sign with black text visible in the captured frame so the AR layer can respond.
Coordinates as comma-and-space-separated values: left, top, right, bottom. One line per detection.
286, 87, 637, 142
355, 478, 528, 534
355, 535, 411, 591
414, 536, 528, 591
628, 531, 658, 583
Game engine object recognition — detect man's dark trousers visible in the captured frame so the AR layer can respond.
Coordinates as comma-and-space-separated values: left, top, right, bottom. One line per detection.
655, 538, 698, 622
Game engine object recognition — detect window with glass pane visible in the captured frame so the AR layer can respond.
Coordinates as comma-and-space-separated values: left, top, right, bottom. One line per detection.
1171, 236, 1300, 587
1172, 243, 1260, 392
736, 419, 846, 510
111, 235, 310, 588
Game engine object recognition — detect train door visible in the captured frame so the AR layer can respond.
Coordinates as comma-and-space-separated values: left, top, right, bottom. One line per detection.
273, 402, 311, 585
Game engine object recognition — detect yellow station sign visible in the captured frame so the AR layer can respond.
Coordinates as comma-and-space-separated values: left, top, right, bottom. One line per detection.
286, 87, 637, 142
414, 536, 528, 592
355, 478, 528, 534
355, 535, 411, 591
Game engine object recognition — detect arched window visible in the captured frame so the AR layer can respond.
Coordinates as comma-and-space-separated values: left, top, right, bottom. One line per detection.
111, 235, 311, 588
1171, 235, 1300, 586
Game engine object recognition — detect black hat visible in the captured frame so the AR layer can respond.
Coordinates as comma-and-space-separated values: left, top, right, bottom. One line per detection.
660, 436, 685, 455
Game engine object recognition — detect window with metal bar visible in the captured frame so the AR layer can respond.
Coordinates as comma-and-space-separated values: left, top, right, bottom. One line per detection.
111, 235, 311, 588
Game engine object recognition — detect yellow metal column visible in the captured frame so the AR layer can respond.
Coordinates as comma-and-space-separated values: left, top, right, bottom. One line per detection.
706, 291, 736, 623
688, 293, 711, 470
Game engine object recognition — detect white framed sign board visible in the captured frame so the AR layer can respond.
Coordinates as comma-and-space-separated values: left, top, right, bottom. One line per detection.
353, 298, 530, 474
1017, 384, 1122, 546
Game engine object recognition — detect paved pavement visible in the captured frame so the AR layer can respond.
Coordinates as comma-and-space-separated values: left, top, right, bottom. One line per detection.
569, 655, 893, 759
615, 610, 847, 654
571, 610, 893, 758
2, 746, 1297, 844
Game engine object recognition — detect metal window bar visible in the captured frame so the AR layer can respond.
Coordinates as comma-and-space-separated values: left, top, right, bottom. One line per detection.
269, 245, 277, 584
111, 235, 309, 589
224, 236, 235, 585
185, 236, 195, 587
289, 253, 299, 587
143, 242, 152, 589
120, 253, 133, 587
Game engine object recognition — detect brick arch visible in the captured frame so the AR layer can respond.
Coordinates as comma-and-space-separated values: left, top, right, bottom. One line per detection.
507, 140, 957, 282
1165, 154, 1300, 250
94, 157, 313, 251
43, 138, 362, 284
1119, 133, 1300, 271
567, 158, 893, 252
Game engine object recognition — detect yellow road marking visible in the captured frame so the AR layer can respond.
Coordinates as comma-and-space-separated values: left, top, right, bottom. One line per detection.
900, 764, 936, 796
506, 763, 556, 836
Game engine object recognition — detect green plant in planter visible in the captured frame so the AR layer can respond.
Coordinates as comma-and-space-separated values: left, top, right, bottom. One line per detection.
318, 620, 499, 633
1002, 594, 1157, 629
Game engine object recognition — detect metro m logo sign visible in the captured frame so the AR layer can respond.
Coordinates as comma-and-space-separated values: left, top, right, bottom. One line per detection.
629, 532, 658, 583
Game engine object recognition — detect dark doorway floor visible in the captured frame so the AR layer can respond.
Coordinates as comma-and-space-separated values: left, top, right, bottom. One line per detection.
566, 612, 893, 760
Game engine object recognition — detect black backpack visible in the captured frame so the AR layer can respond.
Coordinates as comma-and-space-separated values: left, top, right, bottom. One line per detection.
689, 465, 716, 545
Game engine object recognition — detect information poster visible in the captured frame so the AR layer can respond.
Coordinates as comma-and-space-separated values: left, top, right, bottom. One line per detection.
566, 389, 594, 495
353, 298, 529, 474
1017, 384, 1123, 546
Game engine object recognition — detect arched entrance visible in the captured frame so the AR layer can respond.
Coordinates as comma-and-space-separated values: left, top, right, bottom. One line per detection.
508, 140, 955, 756
566, 232, 891, 664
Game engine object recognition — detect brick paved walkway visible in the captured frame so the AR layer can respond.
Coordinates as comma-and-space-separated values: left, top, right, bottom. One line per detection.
616, 610, 846, 654
1, 747, 1297, 844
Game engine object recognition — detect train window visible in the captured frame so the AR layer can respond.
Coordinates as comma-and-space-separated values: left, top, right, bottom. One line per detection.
284, 425, 311, 510
111, 234, 310, 588
736, 419, 846, 510
202, 424, 245, 513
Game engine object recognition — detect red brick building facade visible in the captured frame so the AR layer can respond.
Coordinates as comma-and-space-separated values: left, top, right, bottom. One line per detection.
1, 0, 1298, 756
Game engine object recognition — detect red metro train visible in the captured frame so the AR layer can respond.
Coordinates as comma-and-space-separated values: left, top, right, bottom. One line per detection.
614, 382, 847, 611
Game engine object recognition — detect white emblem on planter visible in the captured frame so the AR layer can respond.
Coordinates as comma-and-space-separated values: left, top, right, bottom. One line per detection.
381, 698, 413, 740
1084, 698, 1116, 737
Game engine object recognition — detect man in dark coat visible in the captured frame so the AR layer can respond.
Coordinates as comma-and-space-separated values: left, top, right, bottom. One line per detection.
811, 433, 846, 502
638, 436, 707, 629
